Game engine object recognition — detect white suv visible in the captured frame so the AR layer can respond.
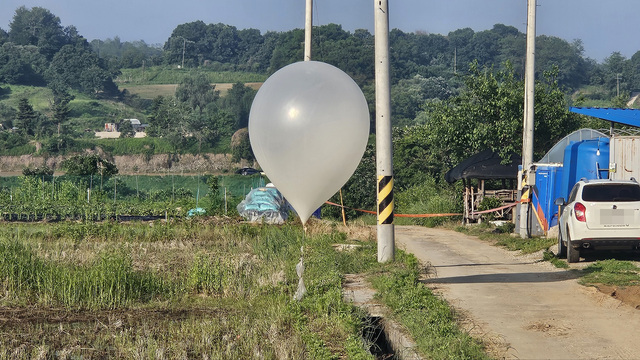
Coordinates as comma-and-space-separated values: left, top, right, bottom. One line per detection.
555, 178, 640, 263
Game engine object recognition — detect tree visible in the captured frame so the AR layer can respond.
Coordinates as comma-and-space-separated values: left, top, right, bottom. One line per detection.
237, 28, 264, 71
0, 28, 7, 44
50, 87, 73, 126
61, 154, 118, 176
8, 6, 66, 60
535, 36, 589, 90
391, 75, 454, 127
46, 42, 118, 96
0, 131, 28, 153
22, 165, 53, 176
601, 52, 629, 98
16, 98, 37, 135
45, 134, 74, 154
0, 42, 47, 84
118, 119, 135, 138
219, 82, 256, 129
0, 103, 16, 129
231, 128, 254, 162
175, 75, 219, 113
399, 62, 579, 187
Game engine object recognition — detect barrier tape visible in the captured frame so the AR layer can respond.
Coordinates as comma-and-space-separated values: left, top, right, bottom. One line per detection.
470, 201, 520, 215
325, 201, 461, 218
325, 198, 531, 218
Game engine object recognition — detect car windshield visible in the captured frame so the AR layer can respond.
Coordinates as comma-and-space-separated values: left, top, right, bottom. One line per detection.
582, 184, 640, 202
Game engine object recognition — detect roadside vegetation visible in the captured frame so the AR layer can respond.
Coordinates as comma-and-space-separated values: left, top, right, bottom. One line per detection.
371, 252, 490, 359
454, 222, 555, 254
580, 260, 640, 287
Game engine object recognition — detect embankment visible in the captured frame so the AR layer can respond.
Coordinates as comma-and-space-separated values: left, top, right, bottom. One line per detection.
0, 153, 250, 175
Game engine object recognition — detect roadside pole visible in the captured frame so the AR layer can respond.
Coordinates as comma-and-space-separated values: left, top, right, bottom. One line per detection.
519, 0, 536, 238
304, 0, 312, 61
375, 0, 395, 262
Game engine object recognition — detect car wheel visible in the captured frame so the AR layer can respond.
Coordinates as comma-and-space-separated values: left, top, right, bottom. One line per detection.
566, 230, 580, 263
557, 231, 567, 258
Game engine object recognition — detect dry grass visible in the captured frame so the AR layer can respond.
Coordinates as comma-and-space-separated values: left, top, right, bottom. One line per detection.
0, 220, 377, 359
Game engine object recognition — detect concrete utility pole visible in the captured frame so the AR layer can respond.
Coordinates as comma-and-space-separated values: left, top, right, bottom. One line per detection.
375, 0, 395, 262
304, 0, 312, 61
520, 0, 536, 238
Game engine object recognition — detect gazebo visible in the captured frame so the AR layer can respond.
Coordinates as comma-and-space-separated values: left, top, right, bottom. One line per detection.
445, 149, 520, 223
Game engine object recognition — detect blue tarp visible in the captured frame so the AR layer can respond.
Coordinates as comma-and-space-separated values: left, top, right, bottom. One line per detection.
570, 107, 640, 128
237, 186, 288, 224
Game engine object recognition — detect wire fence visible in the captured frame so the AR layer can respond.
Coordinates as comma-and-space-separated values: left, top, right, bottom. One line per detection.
0, 174, 266, 221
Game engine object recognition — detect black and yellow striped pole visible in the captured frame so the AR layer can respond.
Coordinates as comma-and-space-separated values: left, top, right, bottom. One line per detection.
378, 176, 394, 225
375, 0, 395, 262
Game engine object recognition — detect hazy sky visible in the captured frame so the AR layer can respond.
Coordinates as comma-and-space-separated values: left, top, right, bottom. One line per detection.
1, 0, 638, 62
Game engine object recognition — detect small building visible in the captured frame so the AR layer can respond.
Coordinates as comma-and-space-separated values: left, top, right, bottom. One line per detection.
104, 119, 148, 133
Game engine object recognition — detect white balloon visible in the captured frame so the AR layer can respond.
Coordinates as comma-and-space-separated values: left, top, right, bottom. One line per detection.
249, 61, 370, 224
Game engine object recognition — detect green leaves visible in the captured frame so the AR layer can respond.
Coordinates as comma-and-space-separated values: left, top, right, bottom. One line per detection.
401, 62, 579, 181
61, 154, 118, 176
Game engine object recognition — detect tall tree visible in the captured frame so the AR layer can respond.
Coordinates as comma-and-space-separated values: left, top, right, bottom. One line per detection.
8, 6, 66, 59
46, 42, 118, 96
219, 82, 256, 129
16, 98, 37, 136
175, 75, 219, 113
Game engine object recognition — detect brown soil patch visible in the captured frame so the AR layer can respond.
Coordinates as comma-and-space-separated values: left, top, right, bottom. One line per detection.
596, 285, 640, 309
0, 307, 228, 326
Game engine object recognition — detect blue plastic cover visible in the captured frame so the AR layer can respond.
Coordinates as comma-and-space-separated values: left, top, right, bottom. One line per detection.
237, 187, 289, 224
538, 128, 607, 163
560, 137, 610, 199
570, 107, 640, 128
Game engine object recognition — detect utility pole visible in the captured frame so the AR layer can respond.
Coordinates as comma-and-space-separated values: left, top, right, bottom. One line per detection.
181, 38, 186, 69
617, 74, 621, 97
454, 47, 457, 75
304, 0, 312, 61
375, 0, 395, 262
519, 0, 536, 238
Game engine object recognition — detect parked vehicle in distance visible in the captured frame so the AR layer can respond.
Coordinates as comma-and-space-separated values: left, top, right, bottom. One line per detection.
555, 178, 640, 263
235, 167, 260, 176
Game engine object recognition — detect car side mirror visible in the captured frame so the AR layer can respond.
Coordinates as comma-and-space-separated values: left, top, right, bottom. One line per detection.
554, 197, 565, 206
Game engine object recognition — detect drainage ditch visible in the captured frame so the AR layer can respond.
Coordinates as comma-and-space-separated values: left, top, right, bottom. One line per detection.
343, 273, 422, 360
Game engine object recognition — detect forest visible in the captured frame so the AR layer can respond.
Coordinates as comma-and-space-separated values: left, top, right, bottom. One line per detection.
0, 5, 637, 219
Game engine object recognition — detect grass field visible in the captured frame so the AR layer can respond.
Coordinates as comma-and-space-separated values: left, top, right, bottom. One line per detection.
0, 220, 491, 359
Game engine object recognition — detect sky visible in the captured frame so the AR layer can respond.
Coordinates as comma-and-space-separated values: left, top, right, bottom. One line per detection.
1, 0, 639, 63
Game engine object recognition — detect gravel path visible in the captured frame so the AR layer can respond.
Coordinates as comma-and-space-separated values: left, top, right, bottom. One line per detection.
396, 225, 640, 360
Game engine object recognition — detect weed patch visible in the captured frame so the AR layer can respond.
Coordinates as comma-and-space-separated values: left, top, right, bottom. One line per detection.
543, 250, 570, 269
580, 260, 640, 287
370, 252, 490, 360
455, 223, 555, 254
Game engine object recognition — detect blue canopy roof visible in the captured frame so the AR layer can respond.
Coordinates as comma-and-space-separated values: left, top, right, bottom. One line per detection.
570, 107, 640, 128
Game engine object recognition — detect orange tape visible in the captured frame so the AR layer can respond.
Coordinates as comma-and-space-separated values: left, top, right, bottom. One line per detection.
324, 201, 461, 218
325, 201, 377, 215
326, 198, 531, 218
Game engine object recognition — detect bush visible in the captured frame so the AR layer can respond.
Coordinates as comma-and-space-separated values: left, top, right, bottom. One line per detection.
478, 196, 503, 221
22, 165, 54, 176
395, 177, 462, 227
61, 154, 118, 176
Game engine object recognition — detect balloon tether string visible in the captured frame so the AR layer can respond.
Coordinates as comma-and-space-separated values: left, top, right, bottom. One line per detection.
294, 224, 307, 301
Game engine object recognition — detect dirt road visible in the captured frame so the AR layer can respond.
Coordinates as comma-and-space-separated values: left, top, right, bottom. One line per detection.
395, 226, 640, 360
